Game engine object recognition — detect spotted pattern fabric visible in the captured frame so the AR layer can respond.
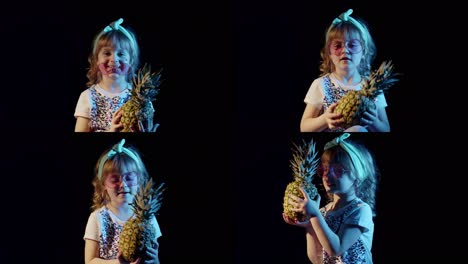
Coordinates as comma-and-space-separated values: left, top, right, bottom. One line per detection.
98, 208, 123, 260
319, 199, 370, 264
89, 87, 130, 132
320, 76, 348, 132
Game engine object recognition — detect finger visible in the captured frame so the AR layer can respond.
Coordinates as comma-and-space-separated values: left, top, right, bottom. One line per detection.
138, 121, 144, 132
298, 186, 308, 199
314, 193, 321, 204
288, 194, 299, 201
361, 111, 373, 119
147, 117, 153, 129
113, 109, 122, 119
152, 123, 160, 132
331, 119, 343, 126
288, 198, 299, 207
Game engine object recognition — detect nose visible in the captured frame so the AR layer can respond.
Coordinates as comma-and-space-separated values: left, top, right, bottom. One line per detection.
341, 44, 351, 54
118, 177, 129, 188
107, 53, 119, 65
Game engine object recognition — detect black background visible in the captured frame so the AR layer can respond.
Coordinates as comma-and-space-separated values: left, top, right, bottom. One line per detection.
2, 0, 462, 263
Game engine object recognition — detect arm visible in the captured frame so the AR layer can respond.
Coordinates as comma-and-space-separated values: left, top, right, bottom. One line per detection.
309, 214, 363, 257
85, 239, 120, 264
75, 91, 92, 132
75, 117, 91, 132
289, 189, 363, 258
305, 225, 323, 264
300, 103, 343, 132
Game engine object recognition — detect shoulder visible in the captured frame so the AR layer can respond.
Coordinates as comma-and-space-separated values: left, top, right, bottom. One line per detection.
343, 199, 373, 228
77, 85, 97, 99
81, 85, 97, 93
310, 75, 329, 87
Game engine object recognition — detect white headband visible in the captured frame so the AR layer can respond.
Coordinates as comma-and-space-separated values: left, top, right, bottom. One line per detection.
97, 139, 140, 179
328, 9, 367, 41
324, 133, 367, 181
93, 18, 137, 55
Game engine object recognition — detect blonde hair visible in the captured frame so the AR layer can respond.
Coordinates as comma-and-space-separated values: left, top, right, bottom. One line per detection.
90, 143, 149, 211
319, 10, 376, 78
86, 19, 140, 87
322, 134, 379, 216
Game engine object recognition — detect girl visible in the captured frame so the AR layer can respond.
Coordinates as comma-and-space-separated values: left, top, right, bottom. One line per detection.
74, 18, 157, 132
83, 139, 161, 264
284, 133, 379, 263
300, 9, 390, 132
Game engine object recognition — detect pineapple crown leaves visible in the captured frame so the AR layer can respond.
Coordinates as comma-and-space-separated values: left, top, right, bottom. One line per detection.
130, 178, 166, 221
362, 60, 400, 97
290, 139, 320, 183
131, 64, 163, 103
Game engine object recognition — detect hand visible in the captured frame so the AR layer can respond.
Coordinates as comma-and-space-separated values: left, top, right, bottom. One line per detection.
360, 106, 378, 128
130, 119, 159, 132
117, 251, 141, 264
288, 187, 321, 218
109, 108, 124, 132
282, 213, 311, 227
140, 243, 160, 264
324, 103, 344, 129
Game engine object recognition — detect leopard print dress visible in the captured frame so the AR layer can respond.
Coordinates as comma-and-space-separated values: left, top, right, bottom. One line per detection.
89, 86, 130, 132
321, 75, 349, 132
319, 198, 374, 264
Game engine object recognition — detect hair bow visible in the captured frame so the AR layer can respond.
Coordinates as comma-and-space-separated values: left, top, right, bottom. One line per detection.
98, 139, 140, 179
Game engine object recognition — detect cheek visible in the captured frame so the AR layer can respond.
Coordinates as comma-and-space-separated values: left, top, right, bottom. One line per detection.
353, 54, 363, 63
98, 63, 108, 75
119, 62, 130, 75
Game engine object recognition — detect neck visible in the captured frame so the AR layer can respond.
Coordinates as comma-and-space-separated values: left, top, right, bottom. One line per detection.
330, 193, 357, 210
106, 201, 134, 221
332, 70, 361, 85
98, 77, 129, 93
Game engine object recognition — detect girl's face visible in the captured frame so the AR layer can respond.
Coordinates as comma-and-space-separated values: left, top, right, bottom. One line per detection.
104, 166, 139, 205
318, 156, 355, 195
329, 31, 363, 73
97, 44, 131, 78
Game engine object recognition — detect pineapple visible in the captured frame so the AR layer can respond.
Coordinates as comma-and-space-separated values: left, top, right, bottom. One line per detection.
119, 178, 165, 262
120, 64, 162, 132
283, 138, 320, 222
334, 60, 399, 128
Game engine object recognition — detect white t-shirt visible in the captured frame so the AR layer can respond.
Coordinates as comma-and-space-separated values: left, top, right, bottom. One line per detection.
84, 206, 162, 260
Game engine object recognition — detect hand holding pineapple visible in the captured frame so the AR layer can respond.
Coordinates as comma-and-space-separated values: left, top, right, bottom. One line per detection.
120, 64, 163, 132
119, 178, 165, 263
323, 102, 344, 130
283, 139, 320, 222
286, 186, 322, 220
334, 60, 399, 130
118, 244, 159, 264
